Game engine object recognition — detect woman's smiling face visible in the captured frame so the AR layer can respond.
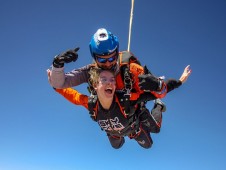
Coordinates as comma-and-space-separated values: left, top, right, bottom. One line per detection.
95, 70, 116, 99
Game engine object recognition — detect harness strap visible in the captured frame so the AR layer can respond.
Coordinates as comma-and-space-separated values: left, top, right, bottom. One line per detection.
121, 66, 133, 115
88, 95, 98, 121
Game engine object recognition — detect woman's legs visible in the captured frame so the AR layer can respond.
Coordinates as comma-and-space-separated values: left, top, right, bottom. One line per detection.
107, 134, 125, 149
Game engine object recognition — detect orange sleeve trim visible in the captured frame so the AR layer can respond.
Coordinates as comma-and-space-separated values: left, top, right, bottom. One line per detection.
55, 88, 88, 109
150, 83, 167, 98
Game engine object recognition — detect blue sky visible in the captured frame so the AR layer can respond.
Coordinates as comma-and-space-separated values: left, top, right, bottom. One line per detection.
1, 0, 226, 170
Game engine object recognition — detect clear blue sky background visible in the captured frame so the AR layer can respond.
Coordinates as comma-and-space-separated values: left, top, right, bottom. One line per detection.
1, 0, 226, 170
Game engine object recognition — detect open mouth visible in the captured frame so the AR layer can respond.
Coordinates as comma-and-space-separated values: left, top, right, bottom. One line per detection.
105, 87, 113, 94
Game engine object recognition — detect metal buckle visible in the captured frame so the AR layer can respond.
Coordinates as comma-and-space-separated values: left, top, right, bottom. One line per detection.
124, 77, 132, 90
124, 89, 131, 97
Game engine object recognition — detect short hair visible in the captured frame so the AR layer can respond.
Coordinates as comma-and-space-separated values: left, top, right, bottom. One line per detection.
89, 67, 115, 87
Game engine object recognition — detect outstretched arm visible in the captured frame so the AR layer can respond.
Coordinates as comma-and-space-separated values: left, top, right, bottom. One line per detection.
136, 65, 192, 102
55, 88, 89, 110
47, 69, 89, 110
47, 64, 91, 89
47, 48, 91, 89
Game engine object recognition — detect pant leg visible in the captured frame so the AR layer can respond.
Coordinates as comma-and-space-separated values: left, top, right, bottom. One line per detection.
139, 107, 161, 133
134, 126, 153, 149
107, 133, 125, 149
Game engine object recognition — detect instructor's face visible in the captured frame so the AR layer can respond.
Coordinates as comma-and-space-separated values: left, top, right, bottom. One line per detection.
95, 51, 118, 70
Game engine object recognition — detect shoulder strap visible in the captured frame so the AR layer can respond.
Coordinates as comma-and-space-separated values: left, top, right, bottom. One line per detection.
88, 95, 98, 121
120, 51, 141, 65
119, 51, 140, 115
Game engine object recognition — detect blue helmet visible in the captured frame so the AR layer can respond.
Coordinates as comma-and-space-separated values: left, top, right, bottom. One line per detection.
89, 28, 119, 58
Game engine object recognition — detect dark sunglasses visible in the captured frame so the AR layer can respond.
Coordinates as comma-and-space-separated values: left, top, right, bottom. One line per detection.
96, 54, 117, 63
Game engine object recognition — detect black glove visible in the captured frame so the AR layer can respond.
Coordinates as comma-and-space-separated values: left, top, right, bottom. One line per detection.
138, 73, 160, 91
53, 47, 80, 68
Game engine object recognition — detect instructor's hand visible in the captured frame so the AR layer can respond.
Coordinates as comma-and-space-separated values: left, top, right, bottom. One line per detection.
53, 47, 80, 68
